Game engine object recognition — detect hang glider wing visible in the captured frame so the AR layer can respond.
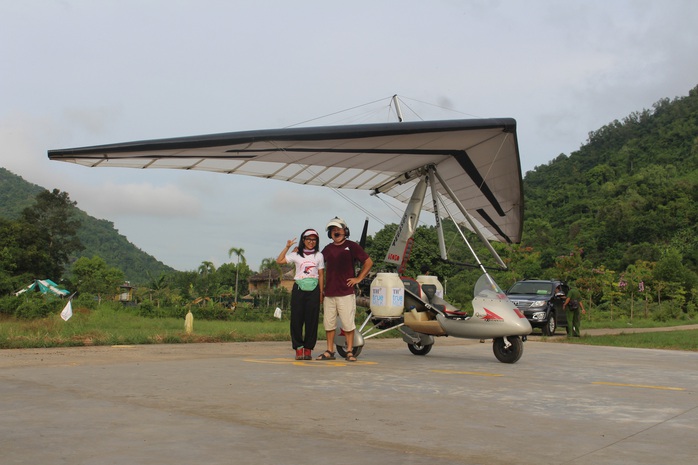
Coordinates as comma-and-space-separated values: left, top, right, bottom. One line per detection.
48, 118, 524, 243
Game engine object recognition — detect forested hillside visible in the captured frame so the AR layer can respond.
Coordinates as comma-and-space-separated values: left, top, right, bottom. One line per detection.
521, 84, 697, 273
0, 168, 174, 284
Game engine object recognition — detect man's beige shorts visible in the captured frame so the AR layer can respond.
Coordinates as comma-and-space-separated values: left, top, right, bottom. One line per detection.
322, 294, 356, 332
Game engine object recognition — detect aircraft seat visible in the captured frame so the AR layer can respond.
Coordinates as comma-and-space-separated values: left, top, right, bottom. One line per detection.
421, 284, 438, 303
400, 277, 422, 299
443, 308, 469, 318
424, 286, 470, 319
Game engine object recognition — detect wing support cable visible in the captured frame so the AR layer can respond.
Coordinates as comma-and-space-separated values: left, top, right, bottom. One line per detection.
428, 165, 507, 272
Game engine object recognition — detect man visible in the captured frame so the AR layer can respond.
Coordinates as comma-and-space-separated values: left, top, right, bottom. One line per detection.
563, 283, 586, 337
316, 217, 373, 362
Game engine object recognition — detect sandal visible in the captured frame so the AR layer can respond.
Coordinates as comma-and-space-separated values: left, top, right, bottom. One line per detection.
316, 350, 335, 360
345, 351, 357, 362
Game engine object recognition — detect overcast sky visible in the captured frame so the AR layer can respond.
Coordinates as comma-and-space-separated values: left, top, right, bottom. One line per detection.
2, 0, 697, 273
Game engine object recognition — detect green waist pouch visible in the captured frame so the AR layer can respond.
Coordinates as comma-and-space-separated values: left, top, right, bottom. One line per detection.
296, 278, 318, 292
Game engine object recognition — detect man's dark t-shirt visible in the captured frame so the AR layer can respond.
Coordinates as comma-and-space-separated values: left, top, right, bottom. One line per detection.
322, 240, 369, 297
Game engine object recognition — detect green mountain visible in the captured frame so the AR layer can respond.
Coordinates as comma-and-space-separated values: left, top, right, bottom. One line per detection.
0, 167, 175, 284
521, 84, 698, 274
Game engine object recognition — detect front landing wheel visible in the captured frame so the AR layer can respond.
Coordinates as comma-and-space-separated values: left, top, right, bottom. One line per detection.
492, 336, 523, 363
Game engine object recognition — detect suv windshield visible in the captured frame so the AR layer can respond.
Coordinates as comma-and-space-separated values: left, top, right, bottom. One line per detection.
507, 282, 554, 296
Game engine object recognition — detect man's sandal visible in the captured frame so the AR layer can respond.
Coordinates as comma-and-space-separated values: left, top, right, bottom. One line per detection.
316, 350, 335, 360
345, 351, 357, 362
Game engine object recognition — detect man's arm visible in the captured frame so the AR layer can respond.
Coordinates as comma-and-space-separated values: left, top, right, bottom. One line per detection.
348, 257, 373, 287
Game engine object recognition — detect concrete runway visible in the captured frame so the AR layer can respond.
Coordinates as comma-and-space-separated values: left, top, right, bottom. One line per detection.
1, 337, 696, 465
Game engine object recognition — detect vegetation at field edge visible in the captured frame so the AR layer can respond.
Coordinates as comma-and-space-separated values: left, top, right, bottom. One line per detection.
560, 330, 698, 351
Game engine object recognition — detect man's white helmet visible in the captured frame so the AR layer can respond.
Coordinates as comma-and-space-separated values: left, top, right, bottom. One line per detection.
326, 216, 349, 238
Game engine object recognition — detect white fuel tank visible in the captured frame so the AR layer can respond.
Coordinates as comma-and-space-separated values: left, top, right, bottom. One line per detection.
370, 272, 405, 317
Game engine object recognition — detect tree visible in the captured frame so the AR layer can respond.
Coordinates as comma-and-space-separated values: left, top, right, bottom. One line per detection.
653, 248, 698, 312
217, 262, 250, 305
622, 261, 654, 320
228, 246, 246, 305
144, 272, 170, 307
71, 256, 125, 302
20, 189, 83, 277
196, 261, 217, 298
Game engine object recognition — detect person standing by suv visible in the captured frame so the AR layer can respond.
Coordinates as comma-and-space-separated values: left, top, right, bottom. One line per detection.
563, 283, 586, 337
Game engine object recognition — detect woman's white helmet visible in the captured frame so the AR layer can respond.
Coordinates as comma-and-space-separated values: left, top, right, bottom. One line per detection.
326, 216, 349, 238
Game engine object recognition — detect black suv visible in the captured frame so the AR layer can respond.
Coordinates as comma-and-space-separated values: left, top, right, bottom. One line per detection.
506, 280, 569, 335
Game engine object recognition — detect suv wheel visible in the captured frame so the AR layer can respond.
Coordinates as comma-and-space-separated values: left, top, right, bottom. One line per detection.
542, 313, 556, 336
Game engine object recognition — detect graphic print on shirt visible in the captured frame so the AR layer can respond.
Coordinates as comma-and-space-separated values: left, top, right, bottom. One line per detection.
301, 260, 318, 277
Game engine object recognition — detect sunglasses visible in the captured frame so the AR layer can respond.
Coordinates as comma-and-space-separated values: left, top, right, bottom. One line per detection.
304, 237, 318, 242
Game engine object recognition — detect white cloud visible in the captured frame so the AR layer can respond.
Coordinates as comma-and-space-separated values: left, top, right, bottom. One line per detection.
76, 181, 201, 218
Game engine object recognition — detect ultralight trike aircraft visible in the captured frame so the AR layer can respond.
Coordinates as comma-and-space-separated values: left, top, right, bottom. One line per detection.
49, 110, 533, 363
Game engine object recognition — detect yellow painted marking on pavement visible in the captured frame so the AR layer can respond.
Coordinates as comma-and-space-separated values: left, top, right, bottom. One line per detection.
244, 358, 378, 367
593, 381, 685, 391
431, 369, 503, 377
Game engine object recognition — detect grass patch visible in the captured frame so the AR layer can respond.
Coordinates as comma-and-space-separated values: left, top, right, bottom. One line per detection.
580, 318, 694, 330
559, 330, 698, 351
1, 306, 695, 351
0, 307, 298, 349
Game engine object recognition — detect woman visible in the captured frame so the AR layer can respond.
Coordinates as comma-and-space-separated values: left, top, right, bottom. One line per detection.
276, 229, 325, 360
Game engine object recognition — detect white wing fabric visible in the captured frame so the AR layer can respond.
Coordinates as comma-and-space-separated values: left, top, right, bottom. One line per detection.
49, 119, 523, 243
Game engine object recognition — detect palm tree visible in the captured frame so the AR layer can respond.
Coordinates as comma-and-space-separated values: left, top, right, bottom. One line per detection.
228, 247, 246, 306
197, 261, 217, 299
260, 257, 282, 307
198, 261, 216, 277
145, 271, 169, 307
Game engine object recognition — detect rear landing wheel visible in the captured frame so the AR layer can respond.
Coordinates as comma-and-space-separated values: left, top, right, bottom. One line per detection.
407, 342, 433, 356
336, 345, 363, 359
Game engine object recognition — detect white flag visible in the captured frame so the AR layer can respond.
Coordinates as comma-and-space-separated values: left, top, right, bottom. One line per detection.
60, 300, 73, 321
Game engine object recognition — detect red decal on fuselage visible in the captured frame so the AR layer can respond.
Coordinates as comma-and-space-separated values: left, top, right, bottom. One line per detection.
482, 308, 504, 320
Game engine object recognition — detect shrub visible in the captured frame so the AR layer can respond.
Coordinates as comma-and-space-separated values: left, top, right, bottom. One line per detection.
0, 295, 23, 316
136, 299, 157, 317
194, 305, 235, 321
14, 294, 62, 319
652, 302, 684, 322
73, 293, 100, 310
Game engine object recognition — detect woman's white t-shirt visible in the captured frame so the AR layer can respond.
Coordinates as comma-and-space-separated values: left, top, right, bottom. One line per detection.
285, 251, 325, 280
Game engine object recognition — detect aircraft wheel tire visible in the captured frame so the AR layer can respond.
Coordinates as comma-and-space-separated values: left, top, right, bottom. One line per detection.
336, 345, 363, 359
407, 342, 433, 356
492, 336, 523, 363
